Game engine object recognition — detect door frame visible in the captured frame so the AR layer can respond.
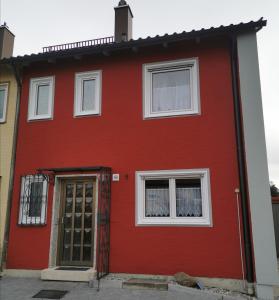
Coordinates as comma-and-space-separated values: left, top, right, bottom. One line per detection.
48, 174, 99, 269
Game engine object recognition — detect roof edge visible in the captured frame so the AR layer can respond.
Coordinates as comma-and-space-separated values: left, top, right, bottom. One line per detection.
0, 18, 267, 65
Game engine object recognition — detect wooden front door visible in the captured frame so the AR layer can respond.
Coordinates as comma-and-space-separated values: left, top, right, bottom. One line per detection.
58, 179, 96, 266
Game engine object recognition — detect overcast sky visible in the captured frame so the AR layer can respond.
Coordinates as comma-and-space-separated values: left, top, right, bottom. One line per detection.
1, 0, 278, 186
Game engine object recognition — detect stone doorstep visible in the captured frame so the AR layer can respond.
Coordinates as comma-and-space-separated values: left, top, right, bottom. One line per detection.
122, 278, 168, 291
41, 267, 96, 282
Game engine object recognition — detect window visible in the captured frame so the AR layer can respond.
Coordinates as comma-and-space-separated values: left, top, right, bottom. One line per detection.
18, 175, 48, 225
74, 71, 102, 116
136, 169, 211, 226
143, 58, 200, 118
28, 76, 54, 120
0, 83, 8, 123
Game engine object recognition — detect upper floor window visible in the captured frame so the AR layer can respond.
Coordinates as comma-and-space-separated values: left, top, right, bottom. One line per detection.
28, 76, 54, 121
74, 71, 102, 117
143, 58, 200, 118
0, 83, 8, 123
136, 169, 211, 226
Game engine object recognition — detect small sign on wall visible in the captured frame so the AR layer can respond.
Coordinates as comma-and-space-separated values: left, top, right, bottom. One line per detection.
112, 174, 120, 181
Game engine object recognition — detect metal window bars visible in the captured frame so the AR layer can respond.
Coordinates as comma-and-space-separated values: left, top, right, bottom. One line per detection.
18, 174, 49, 226
42, 36, 114, 53
96, 167, 112, 287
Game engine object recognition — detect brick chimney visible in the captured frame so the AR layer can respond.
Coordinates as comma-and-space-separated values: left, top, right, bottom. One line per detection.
0, 23, 15, 59
114, 0, 133, 42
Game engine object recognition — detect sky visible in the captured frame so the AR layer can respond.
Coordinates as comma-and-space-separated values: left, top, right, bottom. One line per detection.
1, 0, 278, 186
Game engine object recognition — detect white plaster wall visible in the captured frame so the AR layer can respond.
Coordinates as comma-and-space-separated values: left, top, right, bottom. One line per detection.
237, 32, 278, 297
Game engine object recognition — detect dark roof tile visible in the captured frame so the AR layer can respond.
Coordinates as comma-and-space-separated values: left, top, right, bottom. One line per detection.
1, 18, 266, 65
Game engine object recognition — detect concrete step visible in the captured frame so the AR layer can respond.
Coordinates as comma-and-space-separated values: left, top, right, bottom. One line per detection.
123, 278, 168, 291
41, 267, 96, 282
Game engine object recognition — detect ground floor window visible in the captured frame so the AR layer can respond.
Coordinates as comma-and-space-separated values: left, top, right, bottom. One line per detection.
136, 169, 212, 226
18, 174, 48, 225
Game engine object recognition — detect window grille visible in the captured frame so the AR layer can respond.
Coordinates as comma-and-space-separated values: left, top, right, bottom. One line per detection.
18, 174, 49, 225
96, 168, 112, 284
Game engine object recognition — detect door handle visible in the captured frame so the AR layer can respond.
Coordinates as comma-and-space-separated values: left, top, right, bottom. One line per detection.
58, 216, 64, 225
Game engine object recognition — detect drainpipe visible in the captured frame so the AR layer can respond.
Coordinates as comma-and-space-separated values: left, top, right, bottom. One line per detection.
230, 35, 254, 294
0, 62, 22, 272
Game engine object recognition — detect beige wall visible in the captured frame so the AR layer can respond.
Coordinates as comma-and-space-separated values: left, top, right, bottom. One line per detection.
0, 64, 17, 266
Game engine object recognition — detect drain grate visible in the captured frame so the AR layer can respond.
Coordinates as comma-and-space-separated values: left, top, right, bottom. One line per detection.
56, 267, 90, 271
32, 290, 68, 299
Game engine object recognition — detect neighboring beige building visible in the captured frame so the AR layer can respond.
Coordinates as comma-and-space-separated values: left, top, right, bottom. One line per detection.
0, 24, 16, 270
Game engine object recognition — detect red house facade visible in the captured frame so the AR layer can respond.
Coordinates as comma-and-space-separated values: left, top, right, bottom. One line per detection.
1, 2, 278, 299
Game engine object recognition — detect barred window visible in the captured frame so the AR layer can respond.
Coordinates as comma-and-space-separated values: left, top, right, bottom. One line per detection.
18, 175, 48, 225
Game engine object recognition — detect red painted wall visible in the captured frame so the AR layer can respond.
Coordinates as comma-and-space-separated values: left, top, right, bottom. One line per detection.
7, 38, 244, 279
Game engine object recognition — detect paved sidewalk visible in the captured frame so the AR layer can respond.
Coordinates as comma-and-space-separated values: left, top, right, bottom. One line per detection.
0, 277, 247, 300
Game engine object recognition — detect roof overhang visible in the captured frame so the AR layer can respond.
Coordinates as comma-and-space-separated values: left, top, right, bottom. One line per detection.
0, 18, 266, 66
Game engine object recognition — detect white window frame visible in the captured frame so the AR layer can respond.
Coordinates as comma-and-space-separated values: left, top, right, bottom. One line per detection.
0, 83, 9, 123
18, 175, 48, 225
136, 169, 212, 226
28, 76, 55, 121
74, 70, 102, 117
143, 58, 200, 119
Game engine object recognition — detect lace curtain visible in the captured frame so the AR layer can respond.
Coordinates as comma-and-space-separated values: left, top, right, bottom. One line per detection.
145, 188, 170, 217
145, 187, 202, 217
152, 69, 191, 112
176, 187, 202, 217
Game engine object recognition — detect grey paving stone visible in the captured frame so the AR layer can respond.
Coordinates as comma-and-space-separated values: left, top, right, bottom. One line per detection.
0, 276, 227, 300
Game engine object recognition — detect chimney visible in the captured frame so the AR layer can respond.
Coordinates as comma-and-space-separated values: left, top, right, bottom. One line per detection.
114, 0, 133, 42
0, 23, 15, 59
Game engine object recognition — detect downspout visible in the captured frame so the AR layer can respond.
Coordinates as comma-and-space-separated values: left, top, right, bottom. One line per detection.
0, 62, 22, 272
230, 35, 254, 294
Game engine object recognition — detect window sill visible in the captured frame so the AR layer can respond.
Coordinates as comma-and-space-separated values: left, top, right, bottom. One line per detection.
74, 112, 101, 118
28, 116, 53, 122
17, 222, 47, 227
136, 217, 212, 227
144, 109, 200, 119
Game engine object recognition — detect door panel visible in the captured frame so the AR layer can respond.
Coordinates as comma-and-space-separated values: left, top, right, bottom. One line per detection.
59, 179, 96, 266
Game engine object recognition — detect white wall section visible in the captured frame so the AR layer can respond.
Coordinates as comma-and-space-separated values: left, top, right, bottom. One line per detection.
237, 32, 278, 299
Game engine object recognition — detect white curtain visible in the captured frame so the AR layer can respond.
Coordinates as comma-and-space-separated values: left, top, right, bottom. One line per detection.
145, 188, 170, 217
176, 187, 202, 217
36, 84, 50, 115
82, 79, 96, 111
152, 69, 191, 112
